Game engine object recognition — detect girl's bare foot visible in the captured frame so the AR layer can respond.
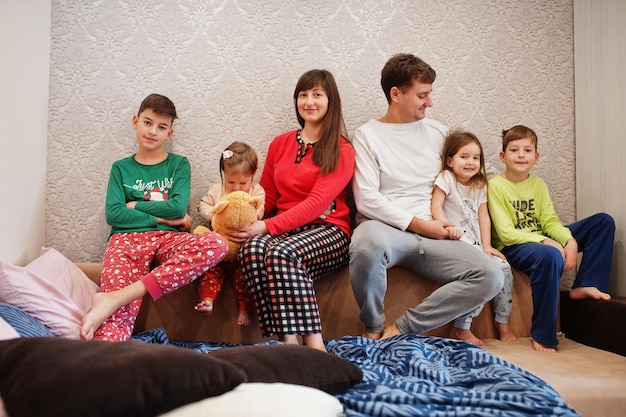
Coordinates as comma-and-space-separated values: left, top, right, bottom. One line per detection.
532, 339, 557, 352
237, 310, 250, 326
362, 331, 382, 340
569, 287, 611, 301
380, 323, 402, 340
495, 322, 517, 342
194, 298, 214, 315
450, 327, 484, 346
81, 292, 122, 340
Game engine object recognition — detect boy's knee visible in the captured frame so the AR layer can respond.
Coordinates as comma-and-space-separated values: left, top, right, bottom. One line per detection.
597, 212, 615, 229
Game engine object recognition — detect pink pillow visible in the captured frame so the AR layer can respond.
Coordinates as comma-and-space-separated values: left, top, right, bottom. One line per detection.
0, 247, 98, 339
0, 317, 20, 341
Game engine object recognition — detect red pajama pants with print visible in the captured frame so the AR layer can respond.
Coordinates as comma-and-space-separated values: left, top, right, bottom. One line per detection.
198, 261, 252, 312
95, 230, 227, 341
239, 223, 349, 338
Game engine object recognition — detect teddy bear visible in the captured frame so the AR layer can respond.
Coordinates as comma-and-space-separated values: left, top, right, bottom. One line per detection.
193, 190, 263, 262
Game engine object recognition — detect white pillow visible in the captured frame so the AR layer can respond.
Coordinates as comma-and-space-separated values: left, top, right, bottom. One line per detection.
0, 317, 20, 341
0, 247, 99, 338
159, 382, 344, 417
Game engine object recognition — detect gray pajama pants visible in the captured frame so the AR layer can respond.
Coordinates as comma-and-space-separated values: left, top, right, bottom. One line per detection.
349, 219, 504, 334
454, 256, 514, 329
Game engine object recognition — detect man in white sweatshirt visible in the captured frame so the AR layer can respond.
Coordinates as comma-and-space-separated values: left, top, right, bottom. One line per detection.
349, 53, 504, 339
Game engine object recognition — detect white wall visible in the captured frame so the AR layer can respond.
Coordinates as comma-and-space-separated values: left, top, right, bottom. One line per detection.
574, 0, 626, 296
0, 0, 50, 265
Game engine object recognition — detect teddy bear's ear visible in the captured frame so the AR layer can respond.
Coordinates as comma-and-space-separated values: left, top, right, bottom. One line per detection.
249, 196, 264, 210
212, 199, 230, 215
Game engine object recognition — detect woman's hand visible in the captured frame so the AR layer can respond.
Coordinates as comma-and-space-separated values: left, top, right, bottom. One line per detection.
227, 220, 269, 243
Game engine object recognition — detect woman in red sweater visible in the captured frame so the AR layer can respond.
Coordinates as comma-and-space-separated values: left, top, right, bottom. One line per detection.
233, 69, 355, 351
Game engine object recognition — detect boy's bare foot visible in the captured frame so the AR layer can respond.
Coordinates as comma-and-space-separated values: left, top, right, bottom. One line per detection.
569, 287, 611, 301
532, 339, 557, 353
362, 331, 382, 340
237, 310, 250, 326
450, 327, 484, 346
81, 292, 121, 340
380, 323, 402, 340
495, 322, 517, 342
194, 298, 214, 315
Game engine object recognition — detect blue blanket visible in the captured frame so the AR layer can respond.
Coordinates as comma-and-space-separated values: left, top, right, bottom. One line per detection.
132, 328, 579, 417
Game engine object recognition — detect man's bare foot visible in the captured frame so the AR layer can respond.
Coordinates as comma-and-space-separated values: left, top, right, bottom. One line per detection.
569, 287, 611, 301
81, 292, 122, 340
532, 339, 557, 353
380, 323, 402, 340
495, 322, 517, 342
450, 327, 484, 346
362, 331, 382, 340
303, 334, 327, 352
237, 310, 250, 326
194, 298, 214, 315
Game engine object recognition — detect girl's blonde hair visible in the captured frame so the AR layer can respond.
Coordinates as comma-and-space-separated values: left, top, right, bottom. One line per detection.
219, 141, 258, 181
441, 130, 487, 189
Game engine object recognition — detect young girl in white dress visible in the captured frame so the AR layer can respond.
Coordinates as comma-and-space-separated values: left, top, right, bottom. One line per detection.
431, 130, 517, 346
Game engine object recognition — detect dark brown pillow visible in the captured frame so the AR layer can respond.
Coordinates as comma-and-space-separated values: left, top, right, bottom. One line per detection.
0, 337, 246, 417
210, 344, 363, 394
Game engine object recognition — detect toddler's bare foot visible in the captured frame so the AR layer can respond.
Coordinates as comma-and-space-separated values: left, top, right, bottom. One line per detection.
495, 322, 517, 342
450, 327, 484, 346
362, 331, 382, 340
569, 287, 611, 301
194, 298, 214, 315
380, 323, 402, 340
81, 292, 120, 340
532, 339, 557, 353
237, 310, 251, 326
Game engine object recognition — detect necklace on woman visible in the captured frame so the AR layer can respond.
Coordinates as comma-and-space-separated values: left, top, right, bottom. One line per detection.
295, 130, 316, 164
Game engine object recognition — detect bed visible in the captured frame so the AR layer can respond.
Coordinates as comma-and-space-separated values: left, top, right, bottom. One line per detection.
135, 327, 578, 417
0, 248, 580, 417
0, 325, 579, 417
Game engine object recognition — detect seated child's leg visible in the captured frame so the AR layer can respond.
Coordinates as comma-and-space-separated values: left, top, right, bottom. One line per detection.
232, 263, 252, 326
91, 295, 144, 341
152, 231, 228, 299
450, 305, 485, 346
195, 265, 226, 315
502, 243, 562, 349
568, 213, 615, 296
492, 257, 517, 342
82, 232, 154, 341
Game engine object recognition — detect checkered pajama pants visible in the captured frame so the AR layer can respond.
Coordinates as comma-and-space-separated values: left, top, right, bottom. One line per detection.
239, 223, 349, 338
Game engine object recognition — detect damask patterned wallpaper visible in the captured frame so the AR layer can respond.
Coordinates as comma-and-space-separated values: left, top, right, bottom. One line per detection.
46, 0, 575, 262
